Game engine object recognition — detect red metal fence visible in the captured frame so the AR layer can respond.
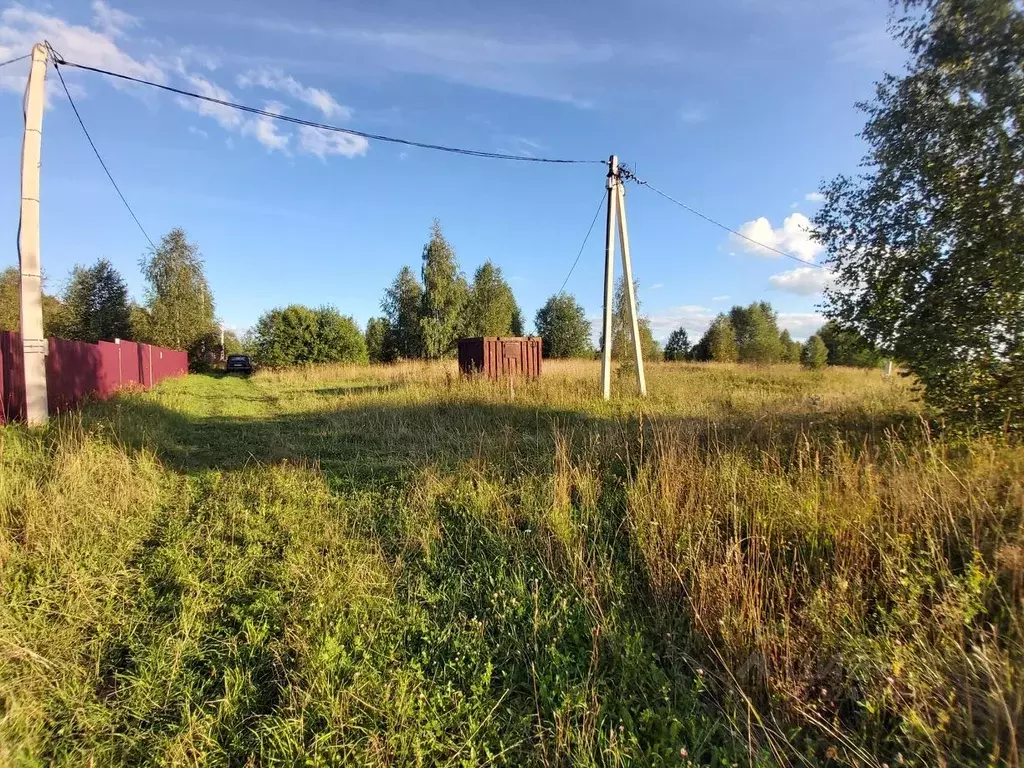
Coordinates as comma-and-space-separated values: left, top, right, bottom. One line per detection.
0, 331, 188, 424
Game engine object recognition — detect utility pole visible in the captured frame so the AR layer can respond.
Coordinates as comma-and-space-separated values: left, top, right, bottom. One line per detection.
616, 181, 646, 396
601, 155, 618, 400
19, 43, 48, 425
600, 155, 647, 400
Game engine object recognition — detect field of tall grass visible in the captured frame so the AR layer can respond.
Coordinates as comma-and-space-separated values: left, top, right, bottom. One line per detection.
1, 360, 1021, 766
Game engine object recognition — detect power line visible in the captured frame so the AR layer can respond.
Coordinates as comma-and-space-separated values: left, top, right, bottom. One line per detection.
0, 52, 30, 69
51, 57, 155, 248
557, 191, 606, 296
50, 54, 606, 166
619, 166, 828, 270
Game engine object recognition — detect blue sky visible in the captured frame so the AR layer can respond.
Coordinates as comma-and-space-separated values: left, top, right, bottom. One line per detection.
0, 0, 905, 341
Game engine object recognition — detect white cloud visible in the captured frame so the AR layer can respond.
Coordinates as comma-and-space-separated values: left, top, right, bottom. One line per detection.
778, 312, 826, 341
0, 3, 165, 97
728, 212, 821, 263
91, 0, 137, 38
297, 125, 369, 159
768, 266, 834, 296
241, 101, 289, 152
225, 15, 694, 107
805, 191, 825, 203
646, 304, 718, 341
237, 67, 350, 119
187, 125, 208, 139
649, 283, 664, 290
711, 295, 730, 302
181, 69, 367, 158
679, 104, 709, 125
178, 72, 242, 129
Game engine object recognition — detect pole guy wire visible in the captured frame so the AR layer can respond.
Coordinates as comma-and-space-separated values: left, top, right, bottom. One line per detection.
619, 166, 828, 270
50, 54, 606, 166
557, 192, 606, 296
50, 52, 155, 248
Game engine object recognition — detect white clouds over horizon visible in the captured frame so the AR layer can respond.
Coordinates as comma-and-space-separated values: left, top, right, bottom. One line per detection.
768, 265, 834, 296
728, 212, 821, 263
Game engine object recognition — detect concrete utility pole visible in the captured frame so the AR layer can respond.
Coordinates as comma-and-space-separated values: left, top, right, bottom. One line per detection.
616, 181, 646, 396
19, 43, 49, 425
601, 155, 618, 400
600, 155, 647, 400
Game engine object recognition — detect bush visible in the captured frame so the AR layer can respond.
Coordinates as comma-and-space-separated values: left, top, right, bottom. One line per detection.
801, 335, 828, 369
253, 305, 367, 367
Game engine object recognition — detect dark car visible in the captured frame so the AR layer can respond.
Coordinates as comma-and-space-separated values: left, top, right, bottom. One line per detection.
226, 354, 253, 375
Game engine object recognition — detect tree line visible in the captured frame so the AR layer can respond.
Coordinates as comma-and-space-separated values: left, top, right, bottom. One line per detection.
661, 303, 878, 370
1, 218, 879, 376
0, 228, 230, 369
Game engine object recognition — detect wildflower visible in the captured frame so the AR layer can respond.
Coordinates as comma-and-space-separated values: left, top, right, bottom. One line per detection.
680, 747, 688, 758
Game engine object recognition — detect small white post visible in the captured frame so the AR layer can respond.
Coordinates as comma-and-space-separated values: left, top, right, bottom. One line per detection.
616, 182, 646, 397
600, 155, 618, 400
885, 359, 893, 378
19, 43, 49, 425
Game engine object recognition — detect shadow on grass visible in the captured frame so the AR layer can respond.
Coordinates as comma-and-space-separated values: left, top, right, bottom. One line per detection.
80, 382, 922, 486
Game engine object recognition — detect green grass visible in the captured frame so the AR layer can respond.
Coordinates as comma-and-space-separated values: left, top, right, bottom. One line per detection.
1, 360, 1021, 766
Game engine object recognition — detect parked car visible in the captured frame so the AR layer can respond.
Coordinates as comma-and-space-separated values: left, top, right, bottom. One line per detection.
226, 354, 253, 375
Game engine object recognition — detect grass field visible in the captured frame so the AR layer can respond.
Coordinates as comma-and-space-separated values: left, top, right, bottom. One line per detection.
2, 360, 1022, 766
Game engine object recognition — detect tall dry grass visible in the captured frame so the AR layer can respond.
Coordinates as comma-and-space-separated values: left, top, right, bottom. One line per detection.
1, 359, 1020, 766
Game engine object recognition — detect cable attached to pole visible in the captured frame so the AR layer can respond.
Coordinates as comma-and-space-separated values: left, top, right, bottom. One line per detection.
556, 192, 607, 296
619, 165, 828, 269
48, 47, 155, 248
0, 52, 31, 69
49, 53, 606, 167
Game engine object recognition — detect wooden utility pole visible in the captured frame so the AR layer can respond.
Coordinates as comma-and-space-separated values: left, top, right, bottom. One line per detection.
600, 155, 647, 400
19, 43, 48, 425
601, 155, 618, 399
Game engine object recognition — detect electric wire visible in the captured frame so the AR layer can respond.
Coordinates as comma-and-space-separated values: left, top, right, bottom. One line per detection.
619, 166, 828, 269
51, 57, 155, 248
0, 52, 30, 69
556, 191, 606, 296
50, 54, 606, 166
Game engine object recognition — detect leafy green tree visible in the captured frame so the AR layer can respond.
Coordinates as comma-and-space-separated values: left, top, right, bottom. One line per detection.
420, 220, 468, 359
693, 315, 739, 363
802, 334, 828, 369
664, 327, 691, 361
253, 305, 366, 367
0, 266, 68, 337
511, 306, 525, 336
465, 261, 521, 337
61, 258, 132, 343
779, 329, 803, 364
814, 0, 1023, 430
535, 293, 592, 358
129, 302, 152, 343
382, 266, 424, 360
610, 277, 660, 361
141, 228, 216, 365
731, 302, 783, 364
365, 316, 391, 363
222, 329, 245, 357
816, 320, 881, 368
